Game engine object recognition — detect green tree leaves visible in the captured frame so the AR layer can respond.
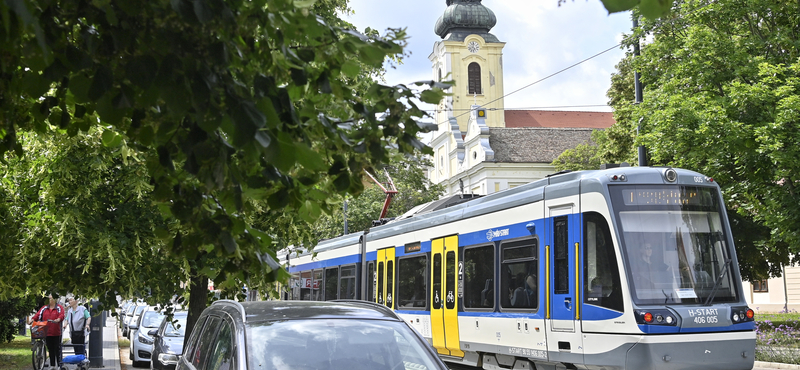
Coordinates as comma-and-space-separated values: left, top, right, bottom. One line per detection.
606, 0, 800, 280
0, 0, 447, 329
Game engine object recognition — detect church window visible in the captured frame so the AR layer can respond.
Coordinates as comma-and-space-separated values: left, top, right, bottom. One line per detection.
468, 63, 481, 95
438, 68, 442, 82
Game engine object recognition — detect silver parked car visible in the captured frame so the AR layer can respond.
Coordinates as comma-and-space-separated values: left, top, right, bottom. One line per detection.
176, 300, 449, 370
130, 307, 165, 367
126, 304, 148, 340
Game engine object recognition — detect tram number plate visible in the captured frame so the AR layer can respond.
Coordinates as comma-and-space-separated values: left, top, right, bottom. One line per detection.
508, 347, 547, 360
688, 308, 719, 324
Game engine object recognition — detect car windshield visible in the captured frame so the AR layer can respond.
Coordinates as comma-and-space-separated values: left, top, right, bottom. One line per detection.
141, 311, 165, 328
610, 185, 739, 305
134, 305, 146, 315
247, 319, 442, 370
164, 316, 187, 337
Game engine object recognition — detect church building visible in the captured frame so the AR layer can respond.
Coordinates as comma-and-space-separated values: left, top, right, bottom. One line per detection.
427, 0, 615, 196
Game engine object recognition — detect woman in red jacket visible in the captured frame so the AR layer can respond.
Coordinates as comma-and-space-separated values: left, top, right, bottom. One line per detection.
29, 294, 66, 367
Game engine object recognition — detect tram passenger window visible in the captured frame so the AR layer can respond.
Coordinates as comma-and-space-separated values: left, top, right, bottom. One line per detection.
377, 262, 385, 305
301, 271, 312, 300
445, 252, 456, 310
325, 267, 339, 301
313, 270, 323, 301
500, 239, 538, 310
340, 265, 357, 299
397, 255, 427, 309
386, 261, 395, 308
463, 245, 494, 309
432, 254, 442, 309
554, 216, 569, 295
367, 262, 375, 302
290, 273, 300, 300
584, 212, 623, 312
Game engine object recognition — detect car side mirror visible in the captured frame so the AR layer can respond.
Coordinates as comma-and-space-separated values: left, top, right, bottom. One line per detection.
148, 329, 158, 336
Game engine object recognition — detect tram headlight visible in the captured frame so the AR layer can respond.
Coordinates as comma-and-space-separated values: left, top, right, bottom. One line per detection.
655, 314, 664, 323
665, 315, 674, 324
733, 313, 740, 322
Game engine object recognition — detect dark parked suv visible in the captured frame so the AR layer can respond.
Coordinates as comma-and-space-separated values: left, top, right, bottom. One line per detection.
176, 300, 449, 370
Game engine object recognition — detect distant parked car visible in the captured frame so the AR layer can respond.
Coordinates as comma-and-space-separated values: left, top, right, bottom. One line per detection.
121, 302, 140, 337
125, 304, 147, 339
150, 312, 188, 370
176, 300, 448, 370
130, 307, 165, 367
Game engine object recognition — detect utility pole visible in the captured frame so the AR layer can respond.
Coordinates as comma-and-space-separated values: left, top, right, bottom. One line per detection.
634, 15, 647, 167
343, 200, 348, 235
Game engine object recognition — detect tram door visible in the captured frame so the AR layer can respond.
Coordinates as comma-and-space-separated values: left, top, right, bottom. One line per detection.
376, 247, 395, 309
545, 205, 584, 362
430, 236, 464, 357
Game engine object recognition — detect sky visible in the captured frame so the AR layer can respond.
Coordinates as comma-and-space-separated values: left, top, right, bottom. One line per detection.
342, 0, 634, 114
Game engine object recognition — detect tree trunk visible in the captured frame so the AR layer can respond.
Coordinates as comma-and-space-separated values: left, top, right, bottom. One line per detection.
183, 271, 209, 347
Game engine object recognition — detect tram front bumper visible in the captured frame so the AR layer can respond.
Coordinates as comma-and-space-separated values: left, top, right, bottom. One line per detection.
625, 331, 755, 370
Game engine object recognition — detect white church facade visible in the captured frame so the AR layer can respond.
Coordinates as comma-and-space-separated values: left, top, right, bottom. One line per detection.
426, 0, 614, 197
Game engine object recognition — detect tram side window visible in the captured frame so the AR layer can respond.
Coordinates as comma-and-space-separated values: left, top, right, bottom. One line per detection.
432, 254, 442, 309
386, 260, 395, 308
397, 255, 427, 309
367, 262, 375, 302
554, 216, 569, 294
301, 271, 312, 300
377, 262, 385, 305
325, 267, 339, 301
290, 273, 301, 300
584, 212, 623, 312
445, 252, 456, 309
339, 265, 357, 299
314, 270, 323, 301
463, 245, 495, 309
500, 239, 538, 310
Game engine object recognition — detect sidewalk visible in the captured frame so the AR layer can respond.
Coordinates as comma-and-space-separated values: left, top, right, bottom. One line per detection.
61, 314, 120, 370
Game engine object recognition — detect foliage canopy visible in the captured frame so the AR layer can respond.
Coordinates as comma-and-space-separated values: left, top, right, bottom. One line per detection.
0, 0, 448, 332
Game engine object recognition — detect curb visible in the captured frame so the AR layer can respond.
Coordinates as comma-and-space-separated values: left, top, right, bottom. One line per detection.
756, 361, 800, 369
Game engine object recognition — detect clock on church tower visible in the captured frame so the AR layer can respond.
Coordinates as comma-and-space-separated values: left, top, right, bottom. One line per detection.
431, 0, 506, 130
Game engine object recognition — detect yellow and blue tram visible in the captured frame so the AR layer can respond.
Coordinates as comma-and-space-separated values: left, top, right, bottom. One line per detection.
280, 166, 756, 370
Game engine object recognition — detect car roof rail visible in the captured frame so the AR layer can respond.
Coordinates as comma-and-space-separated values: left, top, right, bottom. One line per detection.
211, 299, 246, 319
331, 300, 399, 318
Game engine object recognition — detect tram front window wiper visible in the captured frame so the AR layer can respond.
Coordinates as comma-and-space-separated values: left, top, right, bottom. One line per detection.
703, 258, 732, 306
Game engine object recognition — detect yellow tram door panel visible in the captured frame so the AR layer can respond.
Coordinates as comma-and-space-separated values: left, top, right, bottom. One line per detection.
443, 235, 464, 357
385, 246, 396, 310
377, 248, 385, 305
430, 238, 448, 355
376, 247, 396, 310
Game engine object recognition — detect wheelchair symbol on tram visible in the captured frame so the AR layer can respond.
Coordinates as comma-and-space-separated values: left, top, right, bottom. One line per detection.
435, 291, 440, 304
447, 291, 454, 303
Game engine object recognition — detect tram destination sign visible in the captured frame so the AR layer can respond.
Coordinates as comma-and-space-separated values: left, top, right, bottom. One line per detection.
622, 187, 713, 207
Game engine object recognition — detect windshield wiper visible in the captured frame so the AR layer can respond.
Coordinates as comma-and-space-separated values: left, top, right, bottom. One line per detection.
703, 258, 732, 306
662, 289, 672, 304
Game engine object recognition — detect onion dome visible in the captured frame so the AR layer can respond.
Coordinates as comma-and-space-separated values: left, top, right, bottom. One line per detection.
435, 0, 500, 42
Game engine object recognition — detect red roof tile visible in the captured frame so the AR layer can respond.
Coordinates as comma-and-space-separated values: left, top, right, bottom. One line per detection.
504, 110, 615, 129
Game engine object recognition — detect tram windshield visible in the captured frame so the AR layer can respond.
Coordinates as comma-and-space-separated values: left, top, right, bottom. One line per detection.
610, 185, 738, 305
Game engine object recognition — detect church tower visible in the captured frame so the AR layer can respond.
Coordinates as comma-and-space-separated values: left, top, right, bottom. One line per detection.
430, 0, 506, 132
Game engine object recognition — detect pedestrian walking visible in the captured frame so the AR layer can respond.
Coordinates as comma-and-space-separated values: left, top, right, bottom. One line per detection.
29, 293, 66, 367
63, 297, 91, 356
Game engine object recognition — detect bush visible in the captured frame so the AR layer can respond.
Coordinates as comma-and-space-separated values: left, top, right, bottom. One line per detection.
0, 297, 37, 344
